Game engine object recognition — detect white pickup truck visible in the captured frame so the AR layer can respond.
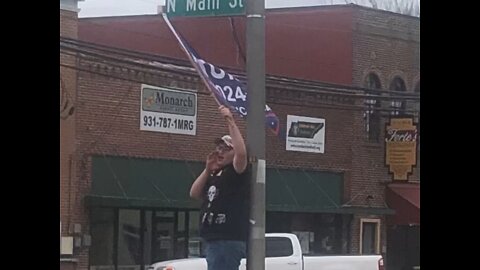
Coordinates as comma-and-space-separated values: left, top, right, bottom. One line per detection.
148, 233, 385, 270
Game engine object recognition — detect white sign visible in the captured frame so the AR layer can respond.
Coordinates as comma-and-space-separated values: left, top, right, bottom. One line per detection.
140, 84, 197, 135
286, 115, 325, 153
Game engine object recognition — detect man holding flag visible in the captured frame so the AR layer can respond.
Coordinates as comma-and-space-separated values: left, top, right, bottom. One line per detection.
189, 104, 249, 270
162, 14, 276, 270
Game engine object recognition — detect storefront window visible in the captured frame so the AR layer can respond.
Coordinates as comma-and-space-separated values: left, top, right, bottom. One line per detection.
118, 209, 142, 269
90, 208, 115, 270
152, 211, 175, 262
311, 214, 341, 255
175, 211, 186, 259
188, 211, 202, 257
266, 212, 292, 233
89, 209, 200, 269
144, 211, 153, 266
266, 212, 343, 255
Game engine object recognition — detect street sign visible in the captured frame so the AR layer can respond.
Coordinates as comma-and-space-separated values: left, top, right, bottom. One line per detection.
166, 0, 245, 17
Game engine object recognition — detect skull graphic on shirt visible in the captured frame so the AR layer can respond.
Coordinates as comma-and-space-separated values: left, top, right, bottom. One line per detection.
207, 185, 217, 202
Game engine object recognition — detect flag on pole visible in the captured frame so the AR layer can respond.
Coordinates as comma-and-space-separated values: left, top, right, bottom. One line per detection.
162, 14, 280, 136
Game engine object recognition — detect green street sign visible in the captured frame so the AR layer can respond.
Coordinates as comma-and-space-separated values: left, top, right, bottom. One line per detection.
166, 0, 245, 17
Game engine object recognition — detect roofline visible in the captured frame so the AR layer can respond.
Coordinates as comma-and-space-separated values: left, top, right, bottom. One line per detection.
79, 13, 160, 20
269, 4, 419, 20
347, 3, 419, 20
79, 3, 419, 21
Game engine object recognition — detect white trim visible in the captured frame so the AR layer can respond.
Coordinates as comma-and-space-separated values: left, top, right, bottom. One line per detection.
60, 258, 78, 263
60, 3, 80, 13
359, 218, 381, 254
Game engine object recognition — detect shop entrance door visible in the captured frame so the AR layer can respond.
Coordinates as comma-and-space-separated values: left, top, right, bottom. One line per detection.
151, 211, 176, 263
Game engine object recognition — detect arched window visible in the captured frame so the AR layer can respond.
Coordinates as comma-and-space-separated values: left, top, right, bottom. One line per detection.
413, 80, 420, 174
389, 77, 407, 115
364, 73, 382, 142
414, 80, 420, 141
414, 80, 420, 121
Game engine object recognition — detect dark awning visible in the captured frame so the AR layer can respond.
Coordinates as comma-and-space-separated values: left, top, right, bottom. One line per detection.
86, 156, 392, 215
266, 168, 344, 213
265, 168, 393, 215
386, 183, 420, 225
86, 155, 205, 209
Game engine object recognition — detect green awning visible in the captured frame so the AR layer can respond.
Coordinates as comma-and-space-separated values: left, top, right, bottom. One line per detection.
265, 168, 394, 215
266, 168, 343, 213
86, 156, 392, 215
87, 155, 204, 209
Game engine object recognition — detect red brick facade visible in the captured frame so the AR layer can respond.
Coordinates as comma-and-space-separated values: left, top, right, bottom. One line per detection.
348, 7, 420, 253
61, 4, 419, 269
61, 6, 80, 270
78, 6, 355, 84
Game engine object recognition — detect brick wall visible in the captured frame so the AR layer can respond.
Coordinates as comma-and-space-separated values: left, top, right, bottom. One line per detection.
351, 6, 420, 186
60, 7, 77, 238
60, 6, 85, 270
349, 6, 420, 255
63, 5, 420, 268
72, 58, 370, 266
350, 214, 387, 255
78, 6, 355, 84
75, 73, 357, 172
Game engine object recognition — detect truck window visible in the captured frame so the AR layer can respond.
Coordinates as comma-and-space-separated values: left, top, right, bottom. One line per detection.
266, 237, 293, 257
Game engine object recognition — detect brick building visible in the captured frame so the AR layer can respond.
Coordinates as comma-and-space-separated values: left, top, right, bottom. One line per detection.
60, 3, 419, 270
60, 0, 82, 269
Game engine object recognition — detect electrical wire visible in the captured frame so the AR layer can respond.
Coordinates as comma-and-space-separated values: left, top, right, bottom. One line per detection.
61, 35, 419, 97
60, 40, 419, 104
61, 60, 417, 116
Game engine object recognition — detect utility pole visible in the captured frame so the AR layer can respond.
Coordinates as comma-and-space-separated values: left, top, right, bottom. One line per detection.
246, 0, 266, 269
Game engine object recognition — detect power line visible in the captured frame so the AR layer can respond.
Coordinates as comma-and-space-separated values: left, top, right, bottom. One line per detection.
60, 35, 419, 120
229, 17, 246, 65
61, 38, 419, 114
61, 35, 419, 97
60, 42, 195, 78
59, 60, 418, 116
61, 36, 189, 67
59, 61, 207, 96
60, 61, 417, 117
60, 41, 419, 103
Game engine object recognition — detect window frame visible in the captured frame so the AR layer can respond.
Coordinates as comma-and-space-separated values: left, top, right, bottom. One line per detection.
364, 73, 382, 142
389, 76, 407, 116
359, 218, 381, 255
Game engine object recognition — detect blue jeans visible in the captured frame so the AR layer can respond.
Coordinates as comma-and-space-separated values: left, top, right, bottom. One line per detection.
205, 240, 246, 270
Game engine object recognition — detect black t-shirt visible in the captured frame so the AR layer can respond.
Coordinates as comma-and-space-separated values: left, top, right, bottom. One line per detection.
199, 163, 250, 241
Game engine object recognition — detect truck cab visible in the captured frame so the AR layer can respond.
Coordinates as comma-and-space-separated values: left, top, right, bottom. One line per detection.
149, 233, 384, 270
